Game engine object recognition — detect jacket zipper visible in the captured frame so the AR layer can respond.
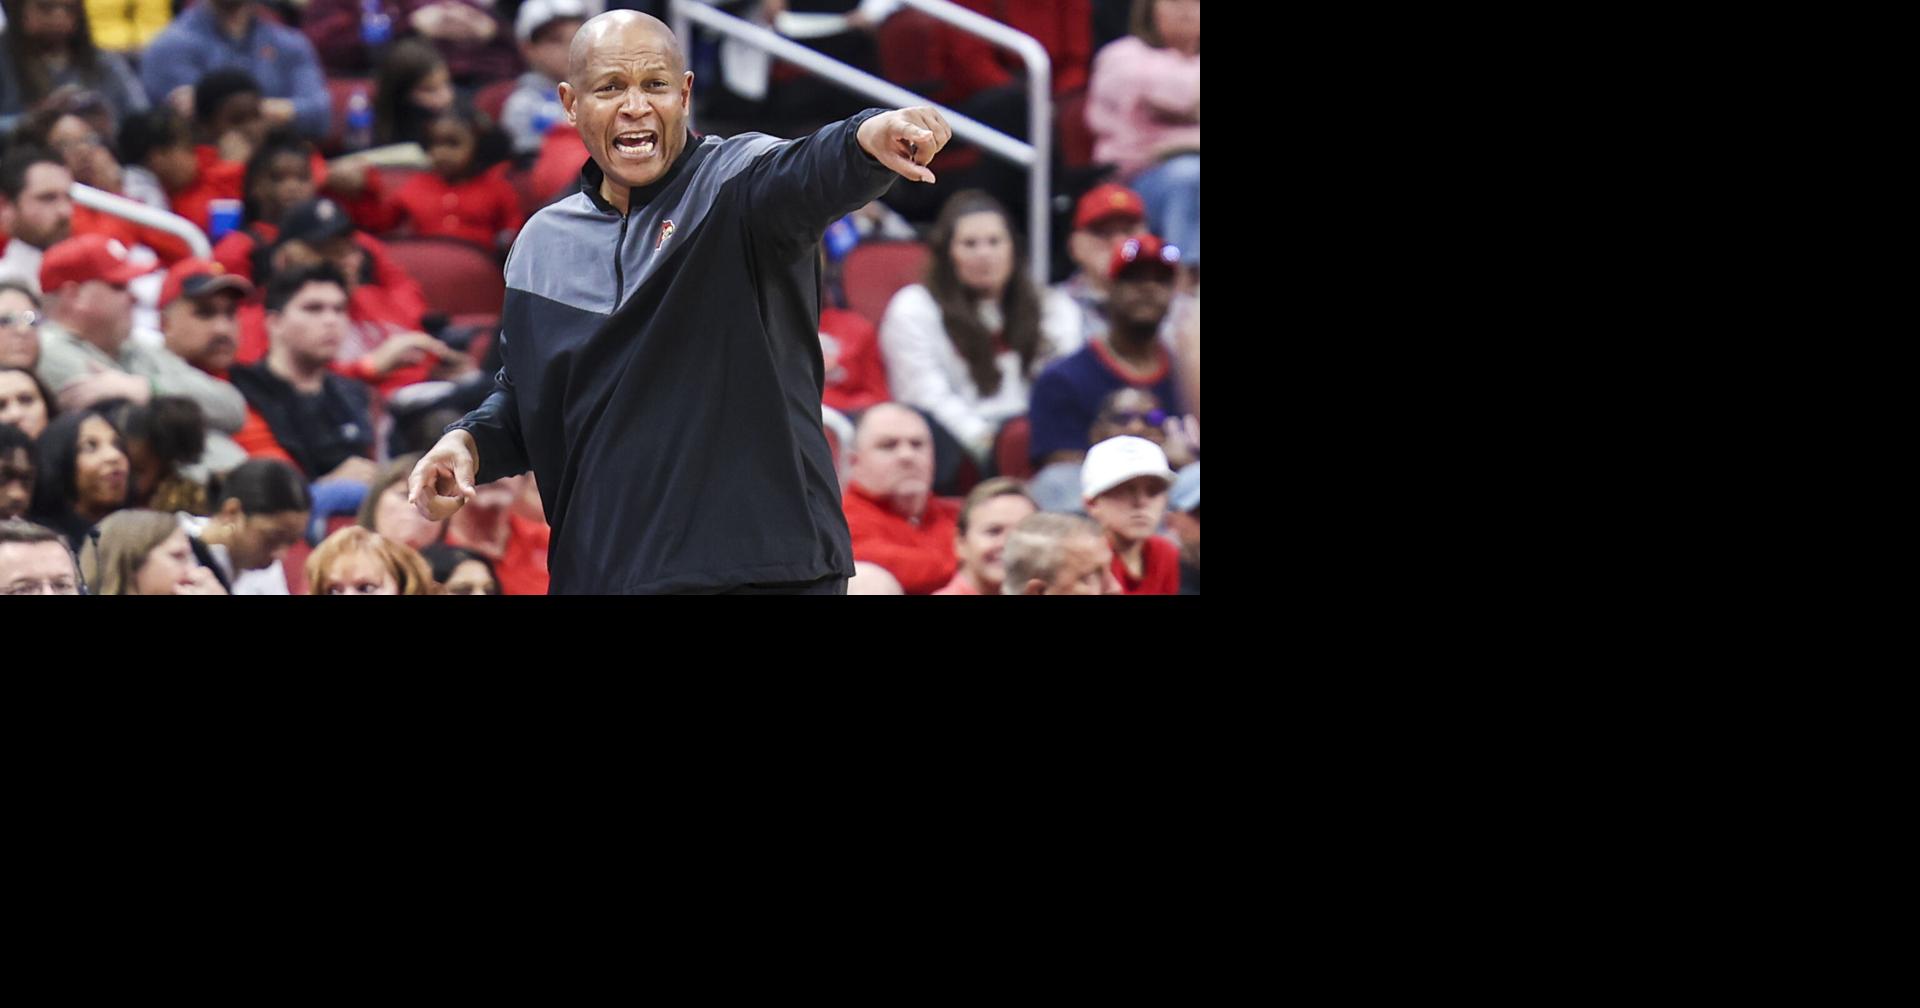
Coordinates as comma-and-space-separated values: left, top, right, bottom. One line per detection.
614, 210, 629, 307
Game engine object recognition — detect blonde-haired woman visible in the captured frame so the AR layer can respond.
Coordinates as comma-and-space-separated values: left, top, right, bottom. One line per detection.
80, 508, 227, 594
307, 525, 435, 595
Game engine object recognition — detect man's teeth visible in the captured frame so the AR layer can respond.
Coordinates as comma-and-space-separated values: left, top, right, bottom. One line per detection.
615, 133, 657, 155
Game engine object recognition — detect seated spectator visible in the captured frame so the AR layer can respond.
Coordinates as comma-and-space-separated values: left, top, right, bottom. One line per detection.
0, 367, 53, 439
840, 402, 960, 595
0, 281, 45, 368
27, 405, 129, 550
933, 476, 1036, 596
356, 451, 445, 551
441, 471, 548, 595
153, 256, 301, 472
879, 189, 1079, 466
236, 197, 464, 400
501, 0, 595, 158
307, 524, 434, 594
105, 396, 211, 513
225, 262, 380, 484
420, 541, 500, 595
0, 0, 150, 136
999, 510, 1118, 595
373, 38, 459, 150
0, 147, 75, 294
1086, 0, 1200, 266
164, 68, 272, 236
0, 516, 83, 594
1052, 183, 1149, 345
398, 0, 523, 89
115, 108, 203, 214
1165, 461, 1196, 594
384, 106, 523, 251
12, 98, 195, 263
138, 0, 330, 141
1028, 386, 1185, 514
1028, 233, 1187, 469
212, 138, 424, 293
1080, 433, 1178, 595
1, 421, 36, 519
79, 507, 227, 593
209, 132, 318, 280
179, 456, 309, 594
33, 235, 251, 470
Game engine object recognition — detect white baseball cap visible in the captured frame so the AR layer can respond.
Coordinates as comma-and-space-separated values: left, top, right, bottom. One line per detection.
516, 0, 602, 43
1081, 436, 1176, 502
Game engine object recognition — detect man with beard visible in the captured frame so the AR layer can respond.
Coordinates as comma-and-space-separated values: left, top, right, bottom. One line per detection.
0, 148, 75, 294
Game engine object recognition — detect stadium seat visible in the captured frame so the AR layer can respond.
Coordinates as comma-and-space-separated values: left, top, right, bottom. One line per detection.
474, 79, 516, 124
994, 415, 1033, 480
381, 236, 505, 317
841, 240, 930, 327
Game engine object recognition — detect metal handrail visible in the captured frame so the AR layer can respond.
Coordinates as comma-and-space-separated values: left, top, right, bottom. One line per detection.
670, 0, 1052, 286
69, 183, 213, 259
896, 0, 1051, 288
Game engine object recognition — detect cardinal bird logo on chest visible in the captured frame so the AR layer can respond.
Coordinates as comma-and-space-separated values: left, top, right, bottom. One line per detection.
656, 220, 676, 250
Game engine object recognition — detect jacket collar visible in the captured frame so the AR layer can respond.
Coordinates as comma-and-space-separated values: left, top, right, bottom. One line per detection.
578, 130, 704, 216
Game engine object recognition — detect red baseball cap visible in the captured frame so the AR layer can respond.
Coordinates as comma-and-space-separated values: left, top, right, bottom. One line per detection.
38, 234, 159, 293
1108, 233, 1181, 282
159, 258, 253, 309
1074, 183, 1146, 231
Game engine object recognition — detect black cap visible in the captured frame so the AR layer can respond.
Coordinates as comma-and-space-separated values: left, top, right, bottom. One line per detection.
276, 197, 355, 248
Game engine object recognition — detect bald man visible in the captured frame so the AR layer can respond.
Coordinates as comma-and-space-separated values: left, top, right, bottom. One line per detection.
409, 11, 952, 594
840, 402, 961, 595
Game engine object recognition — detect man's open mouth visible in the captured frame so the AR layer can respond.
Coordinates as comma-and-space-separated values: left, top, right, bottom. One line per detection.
614, 131, 658, 157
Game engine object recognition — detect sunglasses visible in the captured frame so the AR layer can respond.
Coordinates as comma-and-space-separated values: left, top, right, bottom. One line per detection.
0, 311, 44, 330
1114, 238, 1182, 269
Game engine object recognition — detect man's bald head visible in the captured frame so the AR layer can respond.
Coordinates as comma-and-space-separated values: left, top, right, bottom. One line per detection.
568, 10, 685, 86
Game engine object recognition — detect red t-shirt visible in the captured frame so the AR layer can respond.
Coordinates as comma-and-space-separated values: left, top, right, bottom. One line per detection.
445, 513, 551, 595
842, 482, 961, 595
168, 145, 247, 235
1111, 535, 1181, 595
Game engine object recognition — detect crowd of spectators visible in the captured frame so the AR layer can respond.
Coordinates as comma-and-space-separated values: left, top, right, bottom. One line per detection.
1, 0, 1198, 596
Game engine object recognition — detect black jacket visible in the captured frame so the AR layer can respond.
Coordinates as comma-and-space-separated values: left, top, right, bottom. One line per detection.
450, 110, 898, 593
228, 362, 374, 480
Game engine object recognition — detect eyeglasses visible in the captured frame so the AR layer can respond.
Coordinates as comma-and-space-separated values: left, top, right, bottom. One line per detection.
0, 311, 43, 330
1102, 409, 1167, 427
